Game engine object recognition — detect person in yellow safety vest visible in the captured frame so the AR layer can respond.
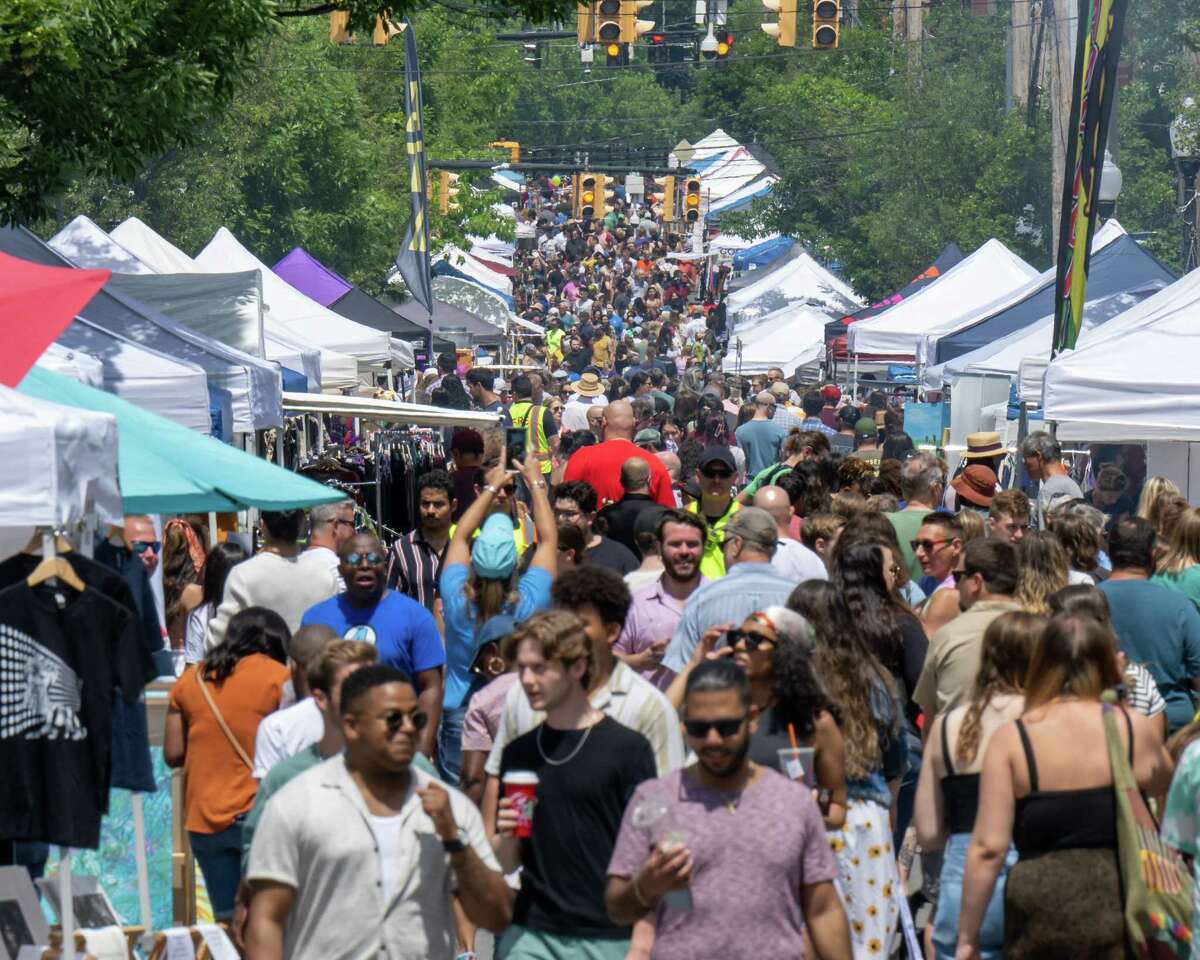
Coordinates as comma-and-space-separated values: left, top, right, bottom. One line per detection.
545, 313, 565, 367
505, 372, 559, 477
686, 446, 742, 579
448, 469, 534, 554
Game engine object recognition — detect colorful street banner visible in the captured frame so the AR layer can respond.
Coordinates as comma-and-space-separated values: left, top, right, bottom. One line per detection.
1051, 0, 1128, 354
394, 19, 434, 318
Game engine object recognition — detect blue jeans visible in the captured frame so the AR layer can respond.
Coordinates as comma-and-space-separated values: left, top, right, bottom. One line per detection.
437, 703, 469, 786
893, 727, 923, 851
932, 832, 1017, 960
189, 820, 244, 920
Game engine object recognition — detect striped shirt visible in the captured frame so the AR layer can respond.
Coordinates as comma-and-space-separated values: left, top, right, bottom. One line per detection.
1125, 661, 1167, 719
483, 660, 684, 777
663, 561, 799, 673
386, 528, 446, 613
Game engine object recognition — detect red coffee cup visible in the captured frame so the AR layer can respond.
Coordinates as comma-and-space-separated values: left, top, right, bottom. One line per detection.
503, 770, 539, 838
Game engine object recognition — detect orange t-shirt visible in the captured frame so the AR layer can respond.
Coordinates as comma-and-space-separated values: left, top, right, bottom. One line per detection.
169, 654, 289, 833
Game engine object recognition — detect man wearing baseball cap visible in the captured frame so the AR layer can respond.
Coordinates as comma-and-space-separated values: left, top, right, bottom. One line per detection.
662, 507, 797, 673
686, 447, 742, 580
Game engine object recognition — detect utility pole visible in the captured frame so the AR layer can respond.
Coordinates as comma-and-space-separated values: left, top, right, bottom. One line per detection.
1047, 0, 1076, 259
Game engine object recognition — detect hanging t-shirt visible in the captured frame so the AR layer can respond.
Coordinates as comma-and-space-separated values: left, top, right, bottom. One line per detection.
499, 717, 656, 937
0, 551, 160, 792
0, 582, 152, 848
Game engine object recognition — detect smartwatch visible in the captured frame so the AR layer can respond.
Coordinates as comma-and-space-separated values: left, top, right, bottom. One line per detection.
442, 827, 469, 854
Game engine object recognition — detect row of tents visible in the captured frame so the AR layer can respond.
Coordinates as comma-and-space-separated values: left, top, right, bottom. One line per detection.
720, 217, 1200, 442
1, 216, 529, 441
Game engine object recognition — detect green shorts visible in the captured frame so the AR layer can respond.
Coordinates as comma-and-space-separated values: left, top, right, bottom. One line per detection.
497, 925, 631, 960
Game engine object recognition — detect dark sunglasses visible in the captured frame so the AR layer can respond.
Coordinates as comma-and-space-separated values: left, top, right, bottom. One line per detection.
345, 551, 384, 567
910, 538, 952, 554
380, 709, 428, 734
726, 628, 775, 651
953, 569, 977, 585
684, 715, 749, 739
131, 540, 161, 555
702, 468, 733, 480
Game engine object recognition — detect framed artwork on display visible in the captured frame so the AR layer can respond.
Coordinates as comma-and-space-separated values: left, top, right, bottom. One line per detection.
0, 868, 49, 960
35, 875, 122, 930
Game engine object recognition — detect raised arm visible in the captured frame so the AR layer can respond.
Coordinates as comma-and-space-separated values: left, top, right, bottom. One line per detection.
445, 456, 511, 569
519, 454, 558, 575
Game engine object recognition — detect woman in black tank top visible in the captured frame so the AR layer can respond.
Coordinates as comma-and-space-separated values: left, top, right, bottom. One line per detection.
913, 611, 1040, 960
955, 615, 1173, 960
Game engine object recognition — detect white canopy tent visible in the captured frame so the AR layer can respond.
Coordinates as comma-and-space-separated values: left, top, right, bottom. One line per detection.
728, 247, 862, 323
282, 392, 503, 428
914, 221, 1126, 367
196, 228, 389, 376
55, 317, 213, 433
40, 224, 283, 432
84, 218, 325, 388
923, 281, 1168, 395
38, 343, 104, 388
1043, 266, 1200, 441
723, 305, 831, 375
0, 385, 122, 529
847, 239, 1038, 358
49, 215, 156, 275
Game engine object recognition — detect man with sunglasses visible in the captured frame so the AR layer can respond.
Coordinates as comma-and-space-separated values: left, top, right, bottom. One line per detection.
912, 512, 965, 637
245, 666, 511, 960
664, 508, 795, 675
606, 660, 851, 960
913, 538, 1020, 727
125, 515, 161, 577
686, 447, 742, 580
301, 534, 445, 758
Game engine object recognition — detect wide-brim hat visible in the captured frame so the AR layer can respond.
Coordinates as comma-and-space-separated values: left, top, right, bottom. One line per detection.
962, 431, 1010, 461
951, 464, 999, 507
571, 372, 604, 397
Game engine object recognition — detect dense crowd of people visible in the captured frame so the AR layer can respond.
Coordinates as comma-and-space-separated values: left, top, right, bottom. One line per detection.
156, 192, 1200, 959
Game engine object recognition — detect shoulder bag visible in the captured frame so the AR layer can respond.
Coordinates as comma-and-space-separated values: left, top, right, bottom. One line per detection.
195, 668, 254, 770
1101, 693, 1194, 958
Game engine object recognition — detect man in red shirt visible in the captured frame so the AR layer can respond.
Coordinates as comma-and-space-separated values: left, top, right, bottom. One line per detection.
562, 399, 675, 509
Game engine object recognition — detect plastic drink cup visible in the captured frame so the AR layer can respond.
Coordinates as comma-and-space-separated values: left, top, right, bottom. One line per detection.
503, 771, 539, 838
778, 746, 816, 787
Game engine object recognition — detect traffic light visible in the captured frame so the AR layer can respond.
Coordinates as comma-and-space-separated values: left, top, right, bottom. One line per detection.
599, 177, 615, 217
619, 0, 655, 43
715, 29, 733, 58
648, 32, 668, 64
596, 0, 622, 46
606, 40, 628, 65
660, 176, 677, 222
761, 0, 797, 46
330, 10, 352, 44
683, 177, 702, 223
579, 173, 600, 219
813, 0, 840, 47
490, 140, 521, 163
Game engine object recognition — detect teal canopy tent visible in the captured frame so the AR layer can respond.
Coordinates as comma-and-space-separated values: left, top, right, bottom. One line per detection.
19, 367, 343, 514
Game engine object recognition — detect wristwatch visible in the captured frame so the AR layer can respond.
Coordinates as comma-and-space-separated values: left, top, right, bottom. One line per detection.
442, 827, 469, 854
482, 483, 499, 495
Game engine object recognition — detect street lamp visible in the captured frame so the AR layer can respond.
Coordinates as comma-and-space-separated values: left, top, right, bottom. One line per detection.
1097, 149, 1122, 223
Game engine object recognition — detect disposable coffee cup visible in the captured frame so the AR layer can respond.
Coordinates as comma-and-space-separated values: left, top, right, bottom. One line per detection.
502, 771, 539, 838
778, 746, 816, 787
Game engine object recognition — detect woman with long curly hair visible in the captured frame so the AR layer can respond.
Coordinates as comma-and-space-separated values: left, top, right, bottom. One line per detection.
914, 611, 1044, 959
1014, 530, 1069, 613
817, 543, 908, 958
162, 517, 208, 649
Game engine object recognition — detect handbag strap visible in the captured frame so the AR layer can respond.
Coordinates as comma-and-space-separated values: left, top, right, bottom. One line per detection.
1101, 697, 1136, 792
194, 667, 253, 770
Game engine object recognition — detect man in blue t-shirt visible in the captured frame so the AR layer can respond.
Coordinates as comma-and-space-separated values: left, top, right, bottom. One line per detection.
302, 533, 445, 757
1100, 516, 1200, 733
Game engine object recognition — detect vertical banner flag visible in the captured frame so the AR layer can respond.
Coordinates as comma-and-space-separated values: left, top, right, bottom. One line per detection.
394, 18, 434, 318
1051, 0, 1128, 355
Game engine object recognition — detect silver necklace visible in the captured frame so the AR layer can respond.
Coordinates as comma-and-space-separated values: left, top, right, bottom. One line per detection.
537, 722, 594, 766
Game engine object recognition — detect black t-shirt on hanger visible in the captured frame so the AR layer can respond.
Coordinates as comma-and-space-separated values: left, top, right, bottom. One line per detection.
0, 582, 151, 848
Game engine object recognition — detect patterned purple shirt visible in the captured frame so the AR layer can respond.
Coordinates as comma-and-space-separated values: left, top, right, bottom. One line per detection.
616, 574, 707, 689
608, 767, 839, 959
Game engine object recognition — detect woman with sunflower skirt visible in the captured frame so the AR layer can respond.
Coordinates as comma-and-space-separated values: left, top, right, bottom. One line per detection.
812, 544, 910, 958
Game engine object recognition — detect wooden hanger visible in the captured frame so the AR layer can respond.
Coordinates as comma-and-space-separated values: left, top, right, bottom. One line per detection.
27, 556, 85, 592
21, 529, 73, 554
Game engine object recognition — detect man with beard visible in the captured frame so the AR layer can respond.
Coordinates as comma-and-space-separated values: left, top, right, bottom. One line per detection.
605, 660, 851, 960
301, 534, 445, 757
617, 511, 707, 687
